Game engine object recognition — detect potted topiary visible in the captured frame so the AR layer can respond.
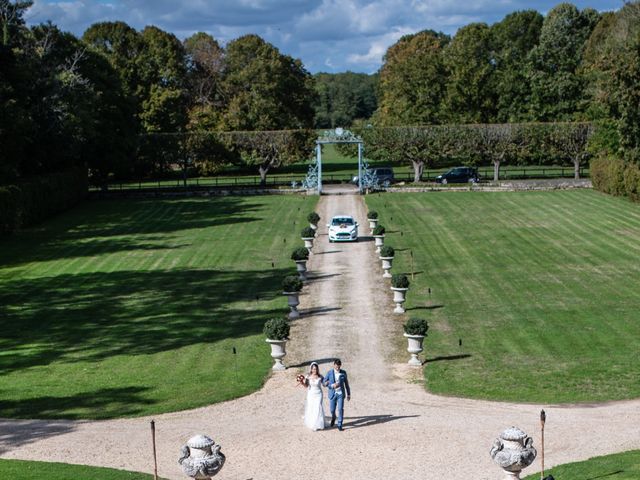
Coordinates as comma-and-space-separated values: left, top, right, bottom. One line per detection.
372, 225, 386, 253
367, 211, 379, 232
282, 275, 303, 320
291, 247, 310, 281
301, 226, 316, 253
403, 317, 429, 366
379, 245, 395, 278
390, 273, 410, 314
307, 212, 320, 233
264, 317, 290, 371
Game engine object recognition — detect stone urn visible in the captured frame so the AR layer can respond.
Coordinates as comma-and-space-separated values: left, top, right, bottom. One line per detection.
373, 234, 385, 253
404, 333, 424, 366
490, 427, 537, 480
283, 291, 300, 320
302, 236, 314, 253
380, 256, 394, 278
266, 338, 287, 371
295, 260, 308, 281
391, 287, 408, 314
309, 222, 318, 234
368, 218, 378, 232
178, 434, 225, 479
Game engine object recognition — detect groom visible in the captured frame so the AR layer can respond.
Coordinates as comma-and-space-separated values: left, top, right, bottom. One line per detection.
323, 358, 351, 431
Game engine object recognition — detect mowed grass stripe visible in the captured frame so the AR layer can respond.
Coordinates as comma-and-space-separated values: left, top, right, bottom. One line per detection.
0, 195, 317, 419
366, 190, 640, 403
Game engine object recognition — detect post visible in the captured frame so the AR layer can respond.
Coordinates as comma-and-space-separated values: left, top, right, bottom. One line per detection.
410, 250, 415, 280
151, 420, 158, 480
316, 143, 322, 195
357, 142, 363, 193
540, 409, 546, 480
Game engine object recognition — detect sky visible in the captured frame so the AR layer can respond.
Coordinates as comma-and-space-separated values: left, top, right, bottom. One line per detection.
26, 0, 622, 74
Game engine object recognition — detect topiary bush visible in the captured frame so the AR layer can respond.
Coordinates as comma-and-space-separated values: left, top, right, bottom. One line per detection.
391, 273, 410, 289
403, 317, 429, 336
291, 247, 309, 261
301, 226, 315, 238
372, 225, 386, 236
282, 275, 303, 292
307, 212, 320, 224
380, 245, 395, 258
263, 317, 290, 340
367, 210, 378, 219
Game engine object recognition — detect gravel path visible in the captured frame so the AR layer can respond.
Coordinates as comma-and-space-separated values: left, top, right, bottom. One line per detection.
1, 190, 639, 480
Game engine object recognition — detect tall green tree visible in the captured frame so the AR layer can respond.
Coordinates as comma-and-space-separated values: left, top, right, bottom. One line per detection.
312, 72, 377, 128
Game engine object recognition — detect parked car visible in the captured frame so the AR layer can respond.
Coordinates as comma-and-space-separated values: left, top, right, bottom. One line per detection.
435, 167, 479, 184
327, 215, 359, 242
352, 167, 395, 185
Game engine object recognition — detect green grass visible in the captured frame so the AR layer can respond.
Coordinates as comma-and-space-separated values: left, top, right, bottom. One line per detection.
523, 450, 640, 479
0, 459, 163, 479
0, 195, 317, 419
366, 190, 640, 403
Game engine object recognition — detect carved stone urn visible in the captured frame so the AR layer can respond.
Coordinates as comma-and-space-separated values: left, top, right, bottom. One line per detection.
404, 333, 424, 366
380, 256, 394, 278
266, 339, 287, 371
301, 236, 314, 253
490, 427, 537, 480
391, 287, 408, 314
283, 291, 300, 320
373, 234, 385, 253
368, 218, 378, 232
178, 434, 225, 479
295, 260, 308, 281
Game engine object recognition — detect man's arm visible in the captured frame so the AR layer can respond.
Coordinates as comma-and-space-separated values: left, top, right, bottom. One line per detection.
343, 371, 351, 397
323, 370, 332, 387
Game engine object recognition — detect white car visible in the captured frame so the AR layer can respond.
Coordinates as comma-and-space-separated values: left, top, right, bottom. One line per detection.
327, 215, 359, 242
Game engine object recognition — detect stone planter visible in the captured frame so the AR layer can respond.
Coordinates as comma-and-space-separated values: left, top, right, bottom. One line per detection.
380, 256, 394, 278
368, 218, 378, 232
373, 234, 385, 253
283, 291, 300, 320
490, 427, 537, 480
295, 260, 308, 281
404, 333, 424, 366
301, 236, 314, 253
178, 434, 225, 479
266, 339, 287, 371
391, 287, 408, 314
309, 223, 318, 234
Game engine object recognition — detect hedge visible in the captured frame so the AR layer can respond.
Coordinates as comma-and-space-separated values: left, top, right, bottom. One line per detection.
0, 169, 88, 235
590, 156, 640, 201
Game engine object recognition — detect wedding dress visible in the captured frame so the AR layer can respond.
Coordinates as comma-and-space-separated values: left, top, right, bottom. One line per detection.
303, 376, 326, 430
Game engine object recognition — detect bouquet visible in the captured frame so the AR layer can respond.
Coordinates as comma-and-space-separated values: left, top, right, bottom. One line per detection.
295, 374, 306, 387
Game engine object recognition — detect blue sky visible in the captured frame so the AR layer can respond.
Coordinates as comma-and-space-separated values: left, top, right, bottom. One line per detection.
26, 0, 622, 74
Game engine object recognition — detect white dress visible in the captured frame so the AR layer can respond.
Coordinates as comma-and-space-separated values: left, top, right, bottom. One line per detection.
303, 376, 326, 431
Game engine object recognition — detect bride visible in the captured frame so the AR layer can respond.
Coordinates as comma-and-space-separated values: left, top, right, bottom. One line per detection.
300, 362, 326, 430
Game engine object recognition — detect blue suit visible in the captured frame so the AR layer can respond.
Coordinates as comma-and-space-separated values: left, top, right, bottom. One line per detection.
323, 368, 350, 428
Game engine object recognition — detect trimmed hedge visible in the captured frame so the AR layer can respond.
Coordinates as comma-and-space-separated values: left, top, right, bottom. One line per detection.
0, 169, 88, 235
591, 156, 640, 200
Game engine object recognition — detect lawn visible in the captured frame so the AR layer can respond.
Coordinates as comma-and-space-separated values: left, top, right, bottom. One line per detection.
0, 195, 317, 419
0, 459, 163, 479
366, 189, 640, 403
523, 450, 640, 480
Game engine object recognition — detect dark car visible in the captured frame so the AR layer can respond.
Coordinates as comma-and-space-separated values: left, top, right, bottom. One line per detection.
352, 167, 395, 185
435, 166, 479, 184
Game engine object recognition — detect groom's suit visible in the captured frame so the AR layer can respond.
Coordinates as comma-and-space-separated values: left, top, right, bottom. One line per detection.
324, 368, 351, 428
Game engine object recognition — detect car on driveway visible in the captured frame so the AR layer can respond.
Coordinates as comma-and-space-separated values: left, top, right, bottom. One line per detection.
327, 215, 359, 242
435, 166, 479, 184
352, 167, 395, 186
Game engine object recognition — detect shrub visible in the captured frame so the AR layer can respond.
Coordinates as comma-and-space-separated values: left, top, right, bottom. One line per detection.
367, 210, 379, 219
591, 155, 626, 195
380, 245, 395, 258
300, 226, 315, 238
263, 317, 290, 340
623, 162, 640, 201
391, 273, 410, 289
372, 225, 386, 236
403, 317, 429, 336
291, 247, 309, 261
307, 212, 320, 224
282, 275, 303, 292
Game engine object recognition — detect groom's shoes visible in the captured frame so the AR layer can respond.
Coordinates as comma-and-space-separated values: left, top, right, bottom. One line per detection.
338, 426, 343, 431
330, 415, 336, 427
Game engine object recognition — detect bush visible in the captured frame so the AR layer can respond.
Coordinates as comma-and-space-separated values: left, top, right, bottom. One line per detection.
300, 226, 315, 238
624, 162, 640, 201
367, 210, 378, 219
591, 155, 633, 197
380, 245, 395, 257
291, 247, 309, 261
403, 317, 429, 336
263, 317, 290, 340
307, 212, 320, 224
391, 273, 410, 289
282, 275, 303, 292
372, 225, 386, 236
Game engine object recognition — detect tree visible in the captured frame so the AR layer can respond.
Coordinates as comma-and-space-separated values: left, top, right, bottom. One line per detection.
312, 72, 378, 128
549, 122, 593, 179
464, 124, 526, 181
376, 30, 449, 125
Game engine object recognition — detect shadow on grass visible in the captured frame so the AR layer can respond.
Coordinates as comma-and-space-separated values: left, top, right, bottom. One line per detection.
0, 267, 292, 375
585, 471, 625, 480
406, 304, 444, 311
423, 354, 471, 364
342, 414, 420, 430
